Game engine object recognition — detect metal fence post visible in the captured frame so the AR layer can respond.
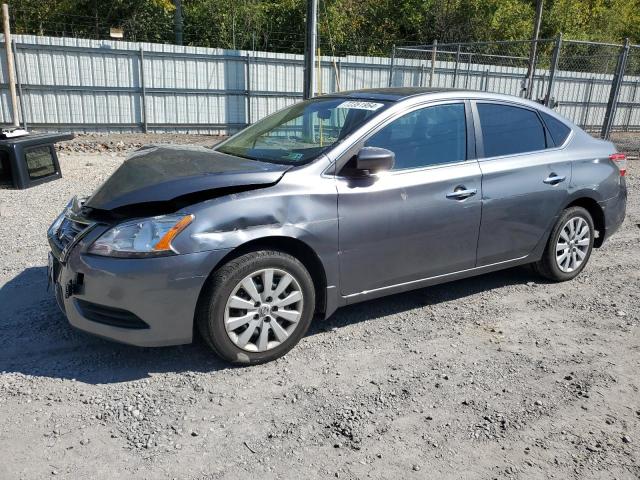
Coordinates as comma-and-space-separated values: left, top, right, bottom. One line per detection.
582, 77, 595, 130
139, 47, 148, 133
429, 40, 437, 87
464, 53, 473, 89
544, 33, 562, 107
452, 43, 461, 88
482, 69, 489, 91
601, 38, 630, 139
245, 52, 252, 125
388, 44, 396, 87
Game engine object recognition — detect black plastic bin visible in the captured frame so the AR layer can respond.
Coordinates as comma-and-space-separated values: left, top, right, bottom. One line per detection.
0, 132, 74, 189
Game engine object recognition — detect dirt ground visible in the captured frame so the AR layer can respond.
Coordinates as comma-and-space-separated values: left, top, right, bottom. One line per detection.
0, 135, 639, 479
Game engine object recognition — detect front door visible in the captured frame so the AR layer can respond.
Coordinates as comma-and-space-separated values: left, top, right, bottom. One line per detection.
336, 102, 482, 296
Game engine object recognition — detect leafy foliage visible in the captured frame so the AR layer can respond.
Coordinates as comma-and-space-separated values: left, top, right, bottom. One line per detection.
10, 0, 640, 55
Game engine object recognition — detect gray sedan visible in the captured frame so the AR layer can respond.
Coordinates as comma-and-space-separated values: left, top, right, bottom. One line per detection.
48, 88, 627, 364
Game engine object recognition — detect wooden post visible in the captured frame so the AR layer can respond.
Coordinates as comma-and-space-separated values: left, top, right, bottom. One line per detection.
2, 3, 19, 127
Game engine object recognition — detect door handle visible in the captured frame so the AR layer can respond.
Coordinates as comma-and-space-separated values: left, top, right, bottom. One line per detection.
446, 187, 477, 200
543, 174, 566, 185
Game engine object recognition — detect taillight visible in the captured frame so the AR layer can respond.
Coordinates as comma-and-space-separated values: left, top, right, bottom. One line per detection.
610, 153, 627, 176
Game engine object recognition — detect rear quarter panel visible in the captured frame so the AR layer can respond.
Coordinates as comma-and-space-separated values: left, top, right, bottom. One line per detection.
568, 132, 621, 203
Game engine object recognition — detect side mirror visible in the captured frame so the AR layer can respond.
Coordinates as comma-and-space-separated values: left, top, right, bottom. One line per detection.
355, 147, 395, 174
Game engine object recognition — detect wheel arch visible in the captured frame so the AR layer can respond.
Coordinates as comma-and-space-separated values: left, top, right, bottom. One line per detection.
564, 196, 606, 248
195, 236, 328, 323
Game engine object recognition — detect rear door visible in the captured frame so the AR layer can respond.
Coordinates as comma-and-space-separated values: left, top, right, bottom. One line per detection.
336, 101, 483, 296
473, 101, 572, 266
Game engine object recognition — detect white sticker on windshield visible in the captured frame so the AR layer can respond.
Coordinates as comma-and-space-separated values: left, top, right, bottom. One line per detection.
337, 100, 384, 111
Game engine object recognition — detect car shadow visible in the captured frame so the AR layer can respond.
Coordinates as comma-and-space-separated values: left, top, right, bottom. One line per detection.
308, 265, 541, 335
0, 264, 541, 385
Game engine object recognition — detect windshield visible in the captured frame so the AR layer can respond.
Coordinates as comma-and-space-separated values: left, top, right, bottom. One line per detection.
216, 97, 390, 164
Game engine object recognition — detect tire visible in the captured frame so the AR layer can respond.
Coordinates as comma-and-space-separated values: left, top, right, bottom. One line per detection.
196, 250, 316, 365
533, 206, 595, 282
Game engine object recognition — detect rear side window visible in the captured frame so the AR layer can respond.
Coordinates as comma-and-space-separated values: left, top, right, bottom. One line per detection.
477, 103, 546, 157
540, 112, 571, 146
365, 103, 466, 170
24, 146, 56, 180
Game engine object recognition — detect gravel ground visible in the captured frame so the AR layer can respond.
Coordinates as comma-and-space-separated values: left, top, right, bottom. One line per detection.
56, 133, 222, 155
1, 137, 639, 479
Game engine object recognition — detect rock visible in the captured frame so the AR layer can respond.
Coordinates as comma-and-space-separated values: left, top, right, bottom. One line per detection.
622, 435, 631, 444
412, 464, 421, 471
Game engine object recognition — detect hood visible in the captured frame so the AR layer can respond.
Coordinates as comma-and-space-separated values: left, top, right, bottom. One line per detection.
84, 145, 290, 212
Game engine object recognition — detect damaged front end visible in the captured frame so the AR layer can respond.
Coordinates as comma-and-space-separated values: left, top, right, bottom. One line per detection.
46, 141, 341, 347
48, 144, 293, 261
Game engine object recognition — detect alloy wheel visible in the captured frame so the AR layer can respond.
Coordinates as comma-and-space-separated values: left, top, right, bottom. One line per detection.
555, 216, 590, 273
224, 268, 304, 352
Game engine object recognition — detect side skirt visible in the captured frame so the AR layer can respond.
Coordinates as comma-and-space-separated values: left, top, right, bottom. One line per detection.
339, 254, 532, 307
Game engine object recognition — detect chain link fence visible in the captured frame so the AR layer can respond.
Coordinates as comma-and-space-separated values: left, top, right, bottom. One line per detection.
392, 38, 640, 139
3, 34, 640, 140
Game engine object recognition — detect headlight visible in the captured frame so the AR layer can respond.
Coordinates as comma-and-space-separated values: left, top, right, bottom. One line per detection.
88, 214, 194, 258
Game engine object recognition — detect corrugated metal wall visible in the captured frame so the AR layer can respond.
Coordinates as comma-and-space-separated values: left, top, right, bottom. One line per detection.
1, 34, 639, 134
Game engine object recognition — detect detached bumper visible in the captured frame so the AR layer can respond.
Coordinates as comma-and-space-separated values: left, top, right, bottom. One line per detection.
51, 246, 231, 347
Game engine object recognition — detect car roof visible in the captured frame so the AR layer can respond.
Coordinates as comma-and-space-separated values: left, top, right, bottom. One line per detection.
335, 87, 459, 101
329, 87, 569, 122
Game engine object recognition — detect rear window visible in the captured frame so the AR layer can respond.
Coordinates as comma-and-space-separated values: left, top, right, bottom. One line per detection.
25, 146, 56, 180
540, 112, 571, 146
478, 103, 546, 157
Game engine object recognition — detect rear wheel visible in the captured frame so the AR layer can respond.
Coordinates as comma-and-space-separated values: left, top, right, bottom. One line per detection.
197, 250, 315, 364
533, 206, 594, 281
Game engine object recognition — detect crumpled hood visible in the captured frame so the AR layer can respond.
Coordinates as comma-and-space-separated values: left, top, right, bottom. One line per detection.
84, 144, 290, 211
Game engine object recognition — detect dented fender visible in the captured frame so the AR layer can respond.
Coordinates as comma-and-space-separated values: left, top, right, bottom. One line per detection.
169, 158, 343, 317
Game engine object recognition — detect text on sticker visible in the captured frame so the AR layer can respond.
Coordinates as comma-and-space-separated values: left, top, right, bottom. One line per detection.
337, 101, 384, 111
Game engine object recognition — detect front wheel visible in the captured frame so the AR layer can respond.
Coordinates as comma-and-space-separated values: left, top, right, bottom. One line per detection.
533, 206, 595, 281
197, 250, 316, 364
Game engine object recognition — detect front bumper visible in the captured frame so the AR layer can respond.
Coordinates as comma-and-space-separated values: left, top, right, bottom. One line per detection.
50, 241, 232, 347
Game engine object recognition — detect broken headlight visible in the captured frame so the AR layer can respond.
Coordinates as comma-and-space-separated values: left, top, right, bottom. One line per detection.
88, 214, 194, 258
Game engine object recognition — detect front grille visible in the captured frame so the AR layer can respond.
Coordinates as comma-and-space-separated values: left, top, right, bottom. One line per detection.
76, 299, 150, 329
56, 217, 86, 248
50, 216, 93, 258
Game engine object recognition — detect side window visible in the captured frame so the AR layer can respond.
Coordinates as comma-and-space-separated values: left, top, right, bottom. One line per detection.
477, 103, 546, 157
540, 111, 571, 146
365, 103, 466, 170
24, 146, 56, 180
